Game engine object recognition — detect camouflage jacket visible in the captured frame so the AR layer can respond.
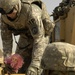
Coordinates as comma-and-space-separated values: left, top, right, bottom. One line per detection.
1, 0, 55, 68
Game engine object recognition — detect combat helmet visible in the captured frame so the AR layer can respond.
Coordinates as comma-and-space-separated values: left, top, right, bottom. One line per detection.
0, 0, 21, 14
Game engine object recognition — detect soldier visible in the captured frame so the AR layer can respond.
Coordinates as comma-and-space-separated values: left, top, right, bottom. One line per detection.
41, 42, 75, 75
0, 0, 55, 75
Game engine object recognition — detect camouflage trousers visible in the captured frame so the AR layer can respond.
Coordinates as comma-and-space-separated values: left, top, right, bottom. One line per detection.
15, 34, 33, 73
43, 70, 75, 75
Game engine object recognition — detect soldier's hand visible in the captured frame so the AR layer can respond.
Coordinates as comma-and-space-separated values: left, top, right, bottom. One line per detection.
27, 65, 43, 75
27, 66, 37, 75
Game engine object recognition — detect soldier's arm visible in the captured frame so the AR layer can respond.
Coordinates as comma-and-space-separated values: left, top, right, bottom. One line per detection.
28, 4, 49, 69
1, 19, 13, 57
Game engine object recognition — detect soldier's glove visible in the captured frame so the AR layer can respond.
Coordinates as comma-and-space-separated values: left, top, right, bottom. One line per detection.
27, 65, 43, 75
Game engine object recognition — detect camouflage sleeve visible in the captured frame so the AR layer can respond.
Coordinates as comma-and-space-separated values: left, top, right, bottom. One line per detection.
42, 2, 55, 35
28, 4, 49, 68
1, 19, 13, 57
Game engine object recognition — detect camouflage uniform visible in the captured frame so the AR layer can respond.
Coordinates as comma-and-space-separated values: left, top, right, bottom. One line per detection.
41, 42, 75, 75
0, 0, 55, 74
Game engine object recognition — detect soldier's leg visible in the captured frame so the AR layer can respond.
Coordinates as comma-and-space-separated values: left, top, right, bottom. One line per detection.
15, 34, 33, 73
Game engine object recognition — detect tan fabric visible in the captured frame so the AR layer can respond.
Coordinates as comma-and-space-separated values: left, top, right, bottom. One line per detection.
41, 42, 75, 71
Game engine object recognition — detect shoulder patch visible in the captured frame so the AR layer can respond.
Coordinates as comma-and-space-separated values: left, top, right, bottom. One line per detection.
28, 18, 38, 35
31, 26, 38, 35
